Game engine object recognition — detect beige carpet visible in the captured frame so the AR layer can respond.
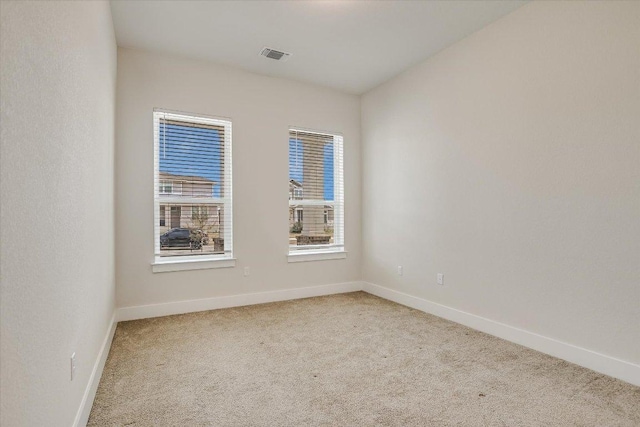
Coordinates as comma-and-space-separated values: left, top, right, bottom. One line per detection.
89, 292, 640, 426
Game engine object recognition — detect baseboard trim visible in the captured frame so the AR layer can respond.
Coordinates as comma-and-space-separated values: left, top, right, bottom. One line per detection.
106, 281, 639, 394
362, 282, 640, 387
116, 281, 364, 322
73, 313, 117, 427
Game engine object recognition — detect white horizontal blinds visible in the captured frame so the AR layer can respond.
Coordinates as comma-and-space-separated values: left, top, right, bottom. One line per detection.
153, 110, 232, 258
289, 128, 344, 252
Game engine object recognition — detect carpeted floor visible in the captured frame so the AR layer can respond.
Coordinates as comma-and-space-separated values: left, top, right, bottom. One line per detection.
89, 292, 640, 426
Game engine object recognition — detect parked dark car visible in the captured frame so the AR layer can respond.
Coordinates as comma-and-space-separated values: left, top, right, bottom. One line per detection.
160, 228, 190, 248
161, 228, 206, 250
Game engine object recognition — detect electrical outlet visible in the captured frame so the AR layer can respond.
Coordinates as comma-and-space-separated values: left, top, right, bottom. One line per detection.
437, 273, 444, 285
70, 353, 77, 381
243, 267, 250, 277
397, 266, 403, 276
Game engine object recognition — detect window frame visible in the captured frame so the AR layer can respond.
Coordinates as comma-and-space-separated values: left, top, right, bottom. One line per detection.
159, 180, 182, 195
287, 127, 346, 262
159, 206, 166, 227
191, 205, 200, 220
152, 109, 235, 272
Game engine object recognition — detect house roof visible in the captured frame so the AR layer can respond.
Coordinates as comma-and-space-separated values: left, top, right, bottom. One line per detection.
159, 171, 215, 184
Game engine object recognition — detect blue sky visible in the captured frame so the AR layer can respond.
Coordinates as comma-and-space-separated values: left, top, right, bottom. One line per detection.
159, 122, 334, 201
159, 123, 222, 197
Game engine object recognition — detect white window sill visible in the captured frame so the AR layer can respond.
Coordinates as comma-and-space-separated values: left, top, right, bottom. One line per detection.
287, 250, 347, 263
152, 256, 236, 273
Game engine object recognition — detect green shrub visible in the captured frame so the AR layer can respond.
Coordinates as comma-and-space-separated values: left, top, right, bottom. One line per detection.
290, 222, 303, 233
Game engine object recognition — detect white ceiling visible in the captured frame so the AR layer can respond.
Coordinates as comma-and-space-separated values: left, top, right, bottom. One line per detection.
110, 1, 526, 94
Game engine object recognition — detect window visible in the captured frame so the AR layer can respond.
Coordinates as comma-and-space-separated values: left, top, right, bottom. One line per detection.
191, 205, 201, 220
159, 180, 182, 195
154, 110, 233, 267
288, 128, 344, 256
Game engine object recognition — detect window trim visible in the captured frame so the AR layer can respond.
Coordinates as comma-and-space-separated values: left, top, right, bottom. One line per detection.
287, 250, 347, 263
152, 109, 233, 271
152, 255, 236, 273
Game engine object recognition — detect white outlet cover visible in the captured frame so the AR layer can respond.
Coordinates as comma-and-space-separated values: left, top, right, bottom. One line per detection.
437, 273, 444, 285
243, 267, 250, 277
397, 266, 403, 276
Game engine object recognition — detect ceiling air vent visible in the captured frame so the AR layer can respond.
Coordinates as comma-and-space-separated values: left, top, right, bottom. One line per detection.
260, 47, 291, 62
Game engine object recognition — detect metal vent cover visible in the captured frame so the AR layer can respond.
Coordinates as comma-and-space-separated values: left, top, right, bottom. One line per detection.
260, 47, 291, 62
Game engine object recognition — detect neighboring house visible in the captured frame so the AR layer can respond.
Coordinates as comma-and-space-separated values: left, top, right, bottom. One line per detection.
289, 179, 303, 200
158, 172, 222, 234
288, 179, 334, 230
289, 179, 304, 224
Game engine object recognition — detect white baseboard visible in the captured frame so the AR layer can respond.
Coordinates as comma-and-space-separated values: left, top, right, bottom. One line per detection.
107, 280, 640, 394
362, 282, 640, 387
116, 281, 364, 322
73, 313, 117, 427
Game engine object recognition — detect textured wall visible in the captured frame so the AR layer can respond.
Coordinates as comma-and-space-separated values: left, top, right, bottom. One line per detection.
115, 48, 361, 308
0, 1, 117, 425
361, 1, 640, 364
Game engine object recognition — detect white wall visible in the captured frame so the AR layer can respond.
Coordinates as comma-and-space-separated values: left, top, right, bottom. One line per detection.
362, 1, 640, 365
115, 48, 361, 309
0, 2, 116, 426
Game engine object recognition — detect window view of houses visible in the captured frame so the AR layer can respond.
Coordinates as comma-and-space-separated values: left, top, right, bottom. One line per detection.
288, 131, 339, 249
155, 119, 341, 257
156, 118, 227, 256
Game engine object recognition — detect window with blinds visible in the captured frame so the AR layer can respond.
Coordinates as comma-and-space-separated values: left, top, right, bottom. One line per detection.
289, 128, 344, 253
153, 110, 232, 260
